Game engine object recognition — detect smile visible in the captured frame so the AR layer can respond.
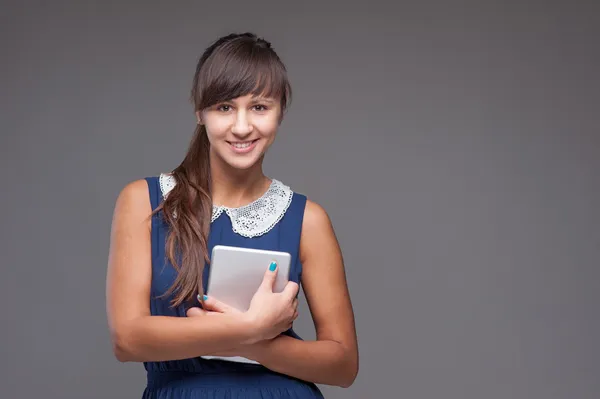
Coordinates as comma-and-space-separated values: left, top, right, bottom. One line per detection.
227, 139, 259, 154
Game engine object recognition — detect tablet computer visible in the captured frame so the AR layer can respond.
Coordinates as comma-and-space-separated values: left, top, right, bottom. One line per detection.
205, 245, 292, 312
203, 245, 292, 364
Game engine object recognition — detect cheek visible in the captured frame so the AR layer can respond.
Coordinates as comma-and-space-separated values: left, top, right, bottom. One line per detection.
255, 117, 280, 139
205, 120, 230, 140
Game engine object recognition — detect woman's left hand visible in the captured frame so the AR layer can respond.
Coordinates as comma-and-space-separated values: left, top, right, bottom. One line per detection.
186, 295, 272, 360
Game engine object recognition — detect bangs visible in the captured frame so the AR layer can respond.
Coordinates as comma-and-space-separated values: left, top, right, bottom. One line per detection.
195, 41, 291, 110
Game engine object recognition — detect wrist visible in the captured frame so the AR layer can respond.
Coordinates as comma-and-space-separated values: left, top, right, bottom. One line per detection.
239, 312, 263, 345
245, 338, 272, 363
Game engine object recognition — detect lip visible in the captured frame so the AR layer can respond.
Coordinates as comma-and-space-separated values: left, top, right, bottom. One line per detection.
227, 139, 259, 154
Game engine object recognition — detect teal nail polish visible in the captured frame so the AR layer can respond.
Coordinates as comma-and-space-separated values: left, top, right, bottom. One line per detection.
197, 294, 201, 302
269, 261, 277, 271
203, 295, 208, 301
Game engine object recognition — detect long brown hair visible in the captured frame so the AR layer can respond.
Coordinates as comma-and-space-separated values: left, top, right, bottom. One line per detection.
155, 32, 292, 308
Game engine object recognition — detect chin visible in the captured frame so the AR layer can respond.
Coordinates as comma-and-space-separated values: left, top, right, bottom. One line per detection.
215, 151, 262, 170
225, 157, 261, 170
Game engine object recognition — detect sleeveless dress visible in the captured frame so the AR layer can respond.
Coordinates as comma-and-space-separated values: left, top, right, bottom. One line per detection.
142, 174, 325, 399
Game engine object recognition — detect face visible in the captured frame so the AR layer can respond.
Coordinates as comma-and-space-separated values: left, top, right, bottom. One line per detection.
197, 93, 282, 170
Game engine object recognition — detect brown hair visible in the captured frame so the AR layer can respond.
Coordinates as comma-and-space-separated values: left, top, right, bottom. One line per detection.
155, 32, 292, 307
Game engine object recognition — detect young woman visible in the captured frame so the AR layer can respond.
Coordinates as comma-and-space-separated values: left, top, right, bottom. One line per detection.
106, 32, 358, 398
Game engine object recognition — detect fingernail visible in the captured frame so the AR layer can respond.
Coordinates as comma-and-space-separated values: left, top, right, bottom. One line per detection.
197, 294, 201, 302
203, 295, 208, 301
269, 261, 277, 271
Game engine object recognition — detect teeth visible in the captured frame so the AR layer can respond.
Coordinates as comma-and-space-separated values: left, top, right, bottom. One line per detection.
232, 141, 252, 148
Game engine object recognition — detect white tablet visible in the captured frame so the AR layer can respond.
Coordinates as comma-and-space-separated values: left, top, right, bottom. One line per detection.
202, 245, 292, 365
205, 245, 292, 312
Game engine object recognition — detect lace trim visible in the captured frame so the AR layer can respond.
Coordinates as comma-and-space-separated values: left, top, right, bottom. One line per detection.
158, 173, 293, 238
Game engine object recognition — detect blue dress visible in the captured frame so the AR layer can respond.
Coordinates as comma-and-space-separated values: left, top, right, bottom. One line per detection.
142, 175, 325, 399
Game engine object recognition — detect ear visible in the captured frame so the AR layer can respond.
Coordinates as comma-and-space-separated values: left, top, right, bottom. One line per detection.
195, 110, 203, 125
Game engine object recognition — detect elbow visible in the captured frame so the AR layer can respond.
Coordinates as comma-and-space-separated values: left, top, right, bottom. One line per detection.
337, 364, 358, 388
338, 377, 357, 389
110, 327, 136, 363
112, 340, 132, 363
335, 351, 359, 388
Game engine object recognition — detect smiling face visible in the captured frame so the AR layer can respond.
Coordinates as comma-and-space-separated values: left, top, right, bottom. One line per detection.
197, 93, 282, 170
190, 35, 291, 172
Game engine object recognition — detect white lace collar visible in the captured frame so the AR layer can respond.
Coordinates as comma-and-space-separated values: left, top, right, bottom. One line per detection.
158, 173, 294, 238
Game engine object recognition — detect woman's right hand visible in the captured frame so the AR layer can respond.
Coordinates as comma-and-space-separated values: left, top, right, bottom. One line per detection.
244, 262, 299, 343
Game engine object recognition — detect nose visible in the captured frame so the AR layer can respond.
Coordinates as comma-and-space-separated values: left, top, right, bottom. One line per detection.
231, 109, 253, 137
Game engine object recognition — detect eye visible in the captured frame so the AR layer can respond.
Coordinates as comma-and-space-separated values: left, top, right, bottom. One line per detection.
216, 104, 232, 112
252, 104, 269, 111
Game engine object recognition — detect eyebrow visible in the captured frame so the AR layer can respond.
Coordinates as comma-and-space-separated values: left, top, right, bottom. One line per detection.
251, 97, 275, 104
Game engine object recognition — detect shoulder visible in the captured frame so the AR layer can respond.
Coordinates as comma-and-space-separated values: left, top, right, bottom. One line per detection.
115, 178, 151, 204
270, 180, 331, 233
276, 179, 331, 230
302, 199, 333, 231
112, 179, 153, 225
299, 198, 337, 253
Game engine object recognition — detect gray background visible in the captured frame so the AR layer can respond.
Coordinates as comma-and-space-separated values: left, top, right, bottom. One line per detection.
1, 1, 599, 398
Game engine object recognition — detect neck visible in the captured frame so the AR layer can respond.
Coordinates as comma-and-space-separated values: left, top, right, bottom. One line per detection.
209, 151, 271, 208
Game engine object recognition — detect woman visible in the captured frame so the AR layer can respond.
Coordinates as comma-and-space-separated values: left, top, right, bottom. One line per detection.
106, 32, 358, 398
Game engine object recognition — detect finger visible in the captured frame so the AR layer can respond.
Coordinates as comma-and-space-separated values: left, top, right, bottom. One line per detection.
292, 298, 299, 309
186, 307, 207, 317
204, 311, 221, 316
292, 310, 299, 320
281, 281, 299, 300
200, 294, 242, 314
258, 261, 278, 292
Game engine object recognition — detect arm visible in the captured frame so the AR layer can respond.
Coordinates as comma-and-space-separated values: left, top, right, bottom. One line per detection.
246, 200, 359, 387
106, 180, 260, 363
